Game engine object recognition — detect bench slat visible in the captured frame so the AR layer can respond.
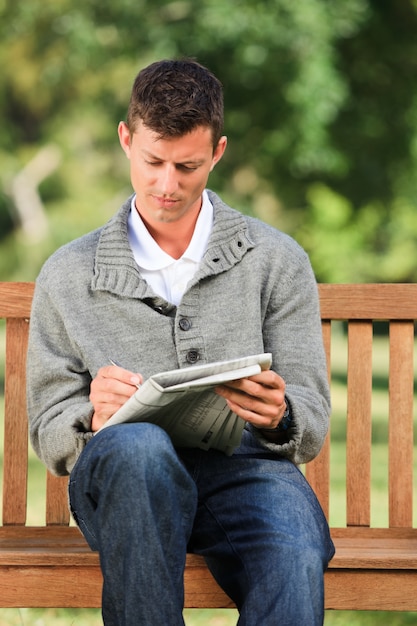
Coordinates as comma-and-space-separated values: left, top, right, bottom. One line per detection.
3, 318, 30, 525
0, 282, 34, 318
318, 283, 417, 319
46, 474, 71, 526
325, 570, 417, 611
388, 320, 415, 528
331, 528, 417, 568
346, 321, 373, 527
305, 320, 332, 518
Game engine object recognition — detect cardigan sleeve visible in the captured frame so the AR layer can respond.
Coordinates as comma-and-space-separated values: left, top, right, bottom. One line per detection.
251, 244, 330, 464
27, 281, 94, 476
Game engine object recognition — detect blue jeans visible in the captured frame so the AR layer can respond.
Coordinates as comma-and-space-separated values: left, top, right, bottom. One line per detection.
69, 423, 334, 625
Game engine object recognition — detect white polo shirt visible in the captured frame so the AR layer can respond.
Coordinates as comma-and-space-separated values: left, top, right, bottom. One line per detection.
127, 190, 213, 306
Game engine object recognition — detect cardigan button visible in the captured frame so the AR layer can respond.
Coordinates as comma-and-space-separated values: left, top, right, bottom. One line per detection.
186, 350, 199, 364
179, 317, 192, 331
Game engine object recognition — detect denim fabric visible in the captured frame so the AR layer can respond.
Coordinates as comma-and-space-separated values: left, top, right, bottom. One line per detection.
69, 424, 334, 626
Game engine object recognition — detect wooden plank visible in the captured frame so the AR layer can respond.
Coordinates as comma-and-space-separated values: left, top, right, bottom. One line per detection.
7, 283, 413, 322
46, 474, 71, 526
2, 318, 30, 525
388, 321, 415, 527
330, 536, 417, 569
2, 526, 417, 569
346, 321, 373, 527
305, 320, 332, 519
2, 565, 417, 610
0, 566, 102, 608
0, 282, 34, 318
0, 527, 96, 564
184, 556, 234, 608
319, 283, 417, 320
325, 569, 417, 611
0, 560, 230, 609
5, 549, 417, 610
306, 436, 330, 521
330, 526, 417, 539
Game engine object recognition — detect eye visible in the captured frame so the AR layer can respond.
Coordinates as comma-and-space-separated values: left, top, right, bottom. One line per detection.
178, 164, 198, 172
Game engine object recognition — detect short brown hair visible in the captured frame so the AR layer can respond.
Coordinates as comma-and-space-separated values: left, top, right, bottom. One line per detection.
126, 59, 224, 148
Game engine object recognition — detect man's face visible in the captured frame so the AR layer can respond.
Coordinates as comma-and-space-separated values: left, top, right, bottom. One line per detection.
118, 120, 227, 227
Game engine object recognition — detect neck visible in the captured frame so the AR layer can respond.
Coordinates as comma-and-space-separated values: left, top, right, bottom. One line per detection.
148, 225, 195, 259
140, 212, 199, 260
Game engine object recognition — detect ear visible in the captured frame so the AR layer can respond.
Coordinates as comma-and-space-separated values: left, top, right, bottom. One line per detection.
210, 135, 227, 171
118, 121, 131, 158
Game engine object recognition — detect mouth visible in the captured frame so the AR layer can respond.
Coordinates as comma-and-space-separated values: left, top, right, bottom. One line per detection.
153, 195, 180, 208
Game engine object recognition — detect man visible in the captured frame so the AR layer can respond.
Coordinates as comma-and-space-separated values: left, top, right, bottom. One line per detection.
27, 58, 334, 625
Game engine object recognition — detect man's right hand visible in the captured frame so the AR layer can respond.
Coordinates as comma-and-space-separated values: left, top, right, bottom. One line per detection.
90, 364, 143, 432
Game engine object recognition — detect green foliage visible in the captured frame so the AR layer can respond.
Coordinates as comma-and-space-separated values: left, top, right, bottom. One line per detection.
297, 184, 417, 282
0, 0, 416, 282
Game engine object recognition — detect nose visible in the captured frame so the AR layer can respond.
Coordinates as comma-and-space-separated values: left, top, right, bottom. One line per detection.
159, 164, 179, 196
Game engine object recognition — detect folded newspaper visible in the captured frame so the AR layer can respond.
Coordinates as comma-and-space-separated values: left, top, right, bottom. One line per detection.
100, 353, 272, 455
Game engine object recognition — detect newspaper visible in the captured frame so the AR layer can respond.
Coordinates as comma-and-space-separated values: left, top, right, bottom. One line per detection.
99, 353, 272, 455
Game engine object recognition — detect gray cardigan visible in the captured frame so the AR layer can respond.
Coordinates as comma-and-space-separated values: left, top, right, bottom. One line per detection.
27, 190, 330, 475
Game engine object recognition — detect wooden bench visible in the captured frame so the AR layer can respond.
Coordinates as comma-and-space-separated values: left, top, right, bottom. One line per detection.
0, 281, 416, 611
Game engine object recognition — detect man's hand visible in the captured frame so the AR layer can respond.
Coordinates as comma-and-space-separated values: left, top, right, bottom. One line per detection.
215, 369, 287, 433
90, 365, 143, 432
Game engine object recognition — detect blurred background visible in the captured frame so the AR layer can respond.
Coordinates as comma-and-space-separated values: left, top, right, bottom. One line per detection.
1, 0, 417, 283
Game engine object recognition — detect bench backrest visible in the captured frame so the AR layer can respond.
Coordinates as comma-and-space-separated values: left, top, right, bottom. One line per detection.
1, 282, 416, 528
307, 284, 416, 528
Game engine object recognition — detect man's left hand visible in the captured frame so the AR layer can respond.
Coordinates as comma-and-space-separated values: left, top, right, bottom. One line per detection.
215, 369, 287, 431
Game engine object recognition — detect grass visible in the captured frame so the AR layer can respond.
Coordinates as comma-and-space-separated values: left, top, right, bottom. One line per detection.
0, 325, 416, 624
0, 608, 240, 625
1, 607, 417, 625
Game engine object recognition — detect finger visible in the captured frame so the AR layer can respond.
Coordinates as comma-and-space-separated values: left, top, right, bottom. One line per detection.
221, 395, 283, 430
217, 380, 284, 411
221, 370, 285, 394
102, 364, 142, 388
216, 382, 287, 430
248, 370, 283, 388
90, 371, 141, 411
216, 386, 278, 417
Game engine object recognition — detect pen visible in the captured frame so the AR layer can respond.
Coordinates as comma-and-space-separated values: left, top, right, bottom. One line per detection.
109, 359, 141, 389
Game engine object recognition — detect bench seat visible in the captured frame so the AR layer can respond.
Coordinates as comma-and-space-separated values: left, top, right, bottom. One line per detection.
1, 526, 417, 609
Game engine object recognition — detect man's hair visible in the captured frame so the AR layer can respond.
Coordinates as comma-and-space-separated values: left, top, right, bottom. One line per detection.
126, 59, 224, 147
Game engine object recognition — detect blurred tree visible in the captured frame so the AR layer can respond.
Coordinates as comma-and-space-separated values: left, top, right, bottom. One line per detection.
0, 0, 416, 282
